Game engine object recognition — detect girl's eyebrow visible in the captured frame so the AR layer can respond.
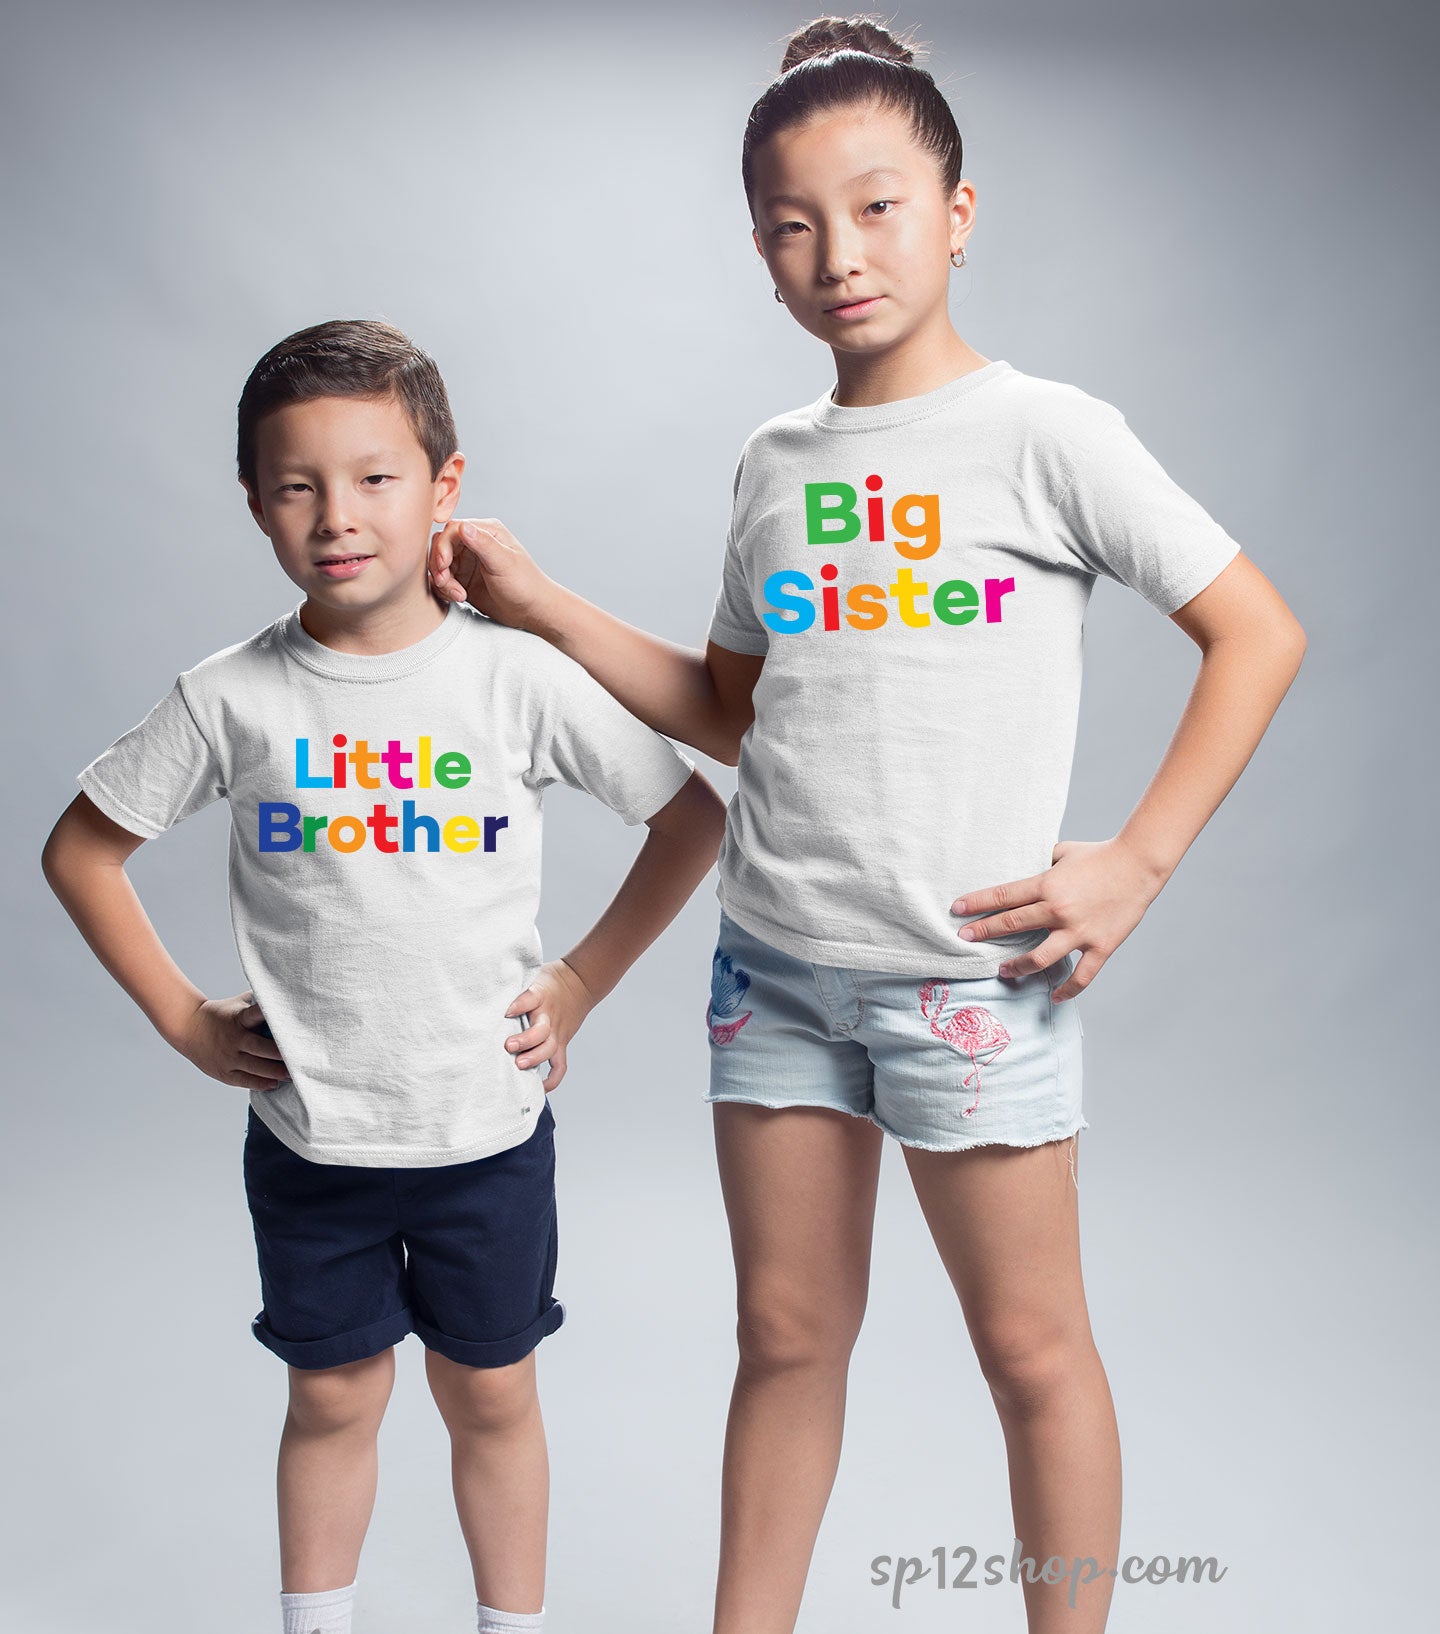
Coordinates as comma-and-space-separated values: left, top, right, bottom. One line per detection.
761, 167, 905, 210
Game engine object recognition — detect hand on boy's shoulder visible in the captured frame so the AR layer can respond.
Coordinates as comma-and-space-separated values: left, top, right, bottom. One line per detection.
427, 516, 559, 638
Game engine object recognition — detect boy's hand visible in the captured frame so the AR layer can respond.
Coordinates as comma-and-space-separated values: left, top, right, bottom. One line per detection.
950, 836, 1170, 1001
170, 990, 292, 1090
427, 518, 559, 634
503, 958, 598, 1093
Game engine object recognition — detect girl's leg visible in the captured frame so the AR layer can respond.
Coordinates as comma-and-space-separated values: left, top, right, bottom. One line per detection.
901, 1134, 1121, 1633
278, 1347, 397, 1591
425, 1347, 548, 1614
711, 1102, 885, 1634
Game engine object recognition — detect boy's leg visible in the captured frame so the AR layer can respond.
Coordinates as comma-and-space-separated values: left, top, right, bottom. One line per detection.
425, 1346, 547, 1614
278, 1347, 397, 1591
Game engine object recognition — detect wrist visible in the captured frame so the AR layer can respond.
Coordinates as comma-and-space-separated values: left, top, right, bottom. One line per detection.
154, 984, 206, 1050
524, 576, 573, 644
557, 953, 605, 1009
1113, 830, 1178, 891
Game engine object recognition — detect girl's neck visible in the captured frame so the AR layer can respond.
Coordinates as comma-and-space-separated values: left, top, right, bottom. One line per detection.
830, 318, 991, 409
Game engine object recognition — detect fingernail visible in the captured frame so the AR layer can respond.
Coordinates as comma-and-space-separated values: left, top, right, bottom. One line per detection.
958, 925, 976, 940
461, 523, 474, 541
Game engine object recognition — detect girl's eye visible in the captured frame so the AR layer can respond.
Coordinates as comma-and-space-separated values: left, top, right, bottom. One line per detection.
865, 199, 896, 216
277, 483, 309, 494
773, 221, 805, 237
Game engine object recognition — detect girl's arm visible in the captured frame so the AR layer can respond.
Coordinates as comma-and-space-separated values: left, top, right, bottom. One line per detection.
954, 553, 1307, 999
428, 518, 763, 766
41, 794, 291, 1088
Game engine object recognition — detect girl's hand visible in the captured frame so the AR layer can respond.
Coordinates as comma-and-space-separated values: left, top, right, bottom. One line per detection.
950, 838, 1169, 1000
426, 517, 559, 633
170, 990, 291, 1089
503, 958, 598, 1093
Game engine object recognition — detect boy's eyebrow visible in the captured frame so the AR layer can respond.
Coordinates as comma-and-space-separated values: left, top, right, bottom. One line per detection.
760, 168, 905, 210
271, 449, 407, 474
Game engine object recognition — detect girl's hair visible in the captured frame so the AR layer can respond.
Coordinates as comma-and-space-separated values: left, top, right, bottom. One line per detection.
742, 14, 964, 213
237, 318, 458, 493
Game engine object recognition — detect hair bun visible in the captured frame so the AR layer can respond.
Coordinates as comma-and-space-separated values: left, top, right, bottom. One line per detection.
780, 14, 919, 73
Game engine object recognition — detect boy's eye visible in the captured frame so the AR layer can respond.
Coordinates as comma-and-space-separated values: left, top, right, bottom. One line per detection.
362, 474, 392, 486
772, 221, 805, 237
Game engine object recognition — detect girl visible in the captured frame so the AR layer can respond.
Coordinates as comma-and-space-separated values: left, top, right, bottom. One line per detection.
428, 16, 1305, 1632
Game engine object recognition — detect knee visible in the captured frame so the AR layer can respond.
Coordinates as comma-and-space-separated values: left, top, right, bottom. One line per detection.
286, 1349, 394, 1436
735, 1286, 864, 1377
973, 1321, 1093, 1417
427, 1352, 537, 1438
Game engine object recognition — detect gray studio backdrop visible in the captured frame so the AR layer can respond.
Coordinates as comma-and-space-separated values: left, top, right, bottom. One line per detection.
4, 2, 1435, 1630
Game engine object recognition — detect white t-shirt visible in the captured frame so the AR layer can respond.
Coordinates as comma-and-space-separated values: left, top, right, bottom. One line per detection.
707, 358, 1242, 976
76, 598, 696, 1166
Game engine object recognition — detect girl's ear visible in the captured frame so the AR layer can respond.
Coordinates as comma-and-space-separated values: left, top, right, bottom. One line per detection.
752, 227, 766, 259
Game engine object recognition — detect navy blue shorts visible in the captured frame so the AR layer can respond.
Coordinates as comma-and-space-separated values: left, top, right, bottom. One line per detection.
242, 1077, 564, 1372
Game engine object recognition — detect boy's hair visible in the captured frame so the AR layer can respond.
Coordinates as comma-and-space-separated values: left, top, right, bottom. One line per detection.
237, 318, 458, 492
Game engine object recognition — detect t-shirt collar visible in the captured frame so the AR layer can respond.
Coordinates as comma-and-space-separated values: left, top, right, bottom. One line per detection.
279, 596, 468, 682
811, 358, 1012, 432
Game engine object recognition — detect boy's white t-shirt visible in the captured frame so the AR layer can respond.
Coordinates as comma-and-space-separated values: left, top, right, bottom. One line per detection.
76, 598, 696, 1167
707, 358, 1243, 977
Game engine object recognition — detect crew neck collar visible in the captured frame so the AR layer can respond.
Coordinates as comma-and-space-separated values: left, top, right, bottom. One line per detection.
279, 597, 467, 682
811, 358, 1013, 432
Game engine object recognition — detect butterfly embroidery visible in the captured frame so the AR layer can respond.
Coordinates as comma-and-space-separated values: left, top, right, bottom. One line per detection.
707, 948, 754, 1045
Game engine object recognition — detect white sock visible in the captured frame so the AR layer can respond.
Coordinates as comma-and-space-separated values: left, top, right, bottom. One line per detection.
477, 1603, 545, 1632
280, 1579, 356, 1634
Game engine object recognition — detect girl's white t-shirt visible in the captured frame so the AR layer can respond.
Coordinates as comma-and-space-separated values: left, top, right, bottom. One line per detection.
707, 358, 1242, 976
76, 598, 696, 1166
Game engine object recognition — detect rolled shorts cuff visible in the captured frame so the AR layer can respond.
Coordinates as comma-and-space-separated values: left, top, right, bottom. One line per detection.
411, 1297, 566, 1369
250, 1305, 414, 1370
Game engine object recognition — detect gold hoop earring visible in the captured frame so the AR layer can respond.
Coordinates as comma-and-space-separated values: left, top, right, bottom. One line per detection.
950, 247, 966, 268
774, 287, 785, 303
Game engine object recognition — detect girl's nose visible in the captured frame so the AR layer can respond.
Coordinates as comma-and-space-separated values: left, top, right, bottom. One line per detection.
819, 230, 866, 282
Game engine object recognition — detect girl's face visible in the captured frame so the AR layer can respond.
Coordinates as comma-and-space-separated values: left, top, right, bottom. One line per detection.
750, 101, 973, 358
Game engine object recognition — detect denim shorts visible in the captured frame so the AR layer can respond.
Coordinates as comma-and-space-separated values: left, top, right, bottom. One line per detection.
242, 1089, 564, 1371
705, 909, 1087, 1152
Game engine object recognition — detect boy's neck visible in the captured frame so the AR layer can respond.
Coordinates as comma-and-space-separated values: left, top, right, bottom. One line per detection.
297, 588, 449, 657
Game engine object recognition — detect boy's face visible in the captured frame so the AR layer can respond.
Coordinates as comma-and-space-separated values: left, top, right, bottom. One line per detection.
244, 393, 463, 617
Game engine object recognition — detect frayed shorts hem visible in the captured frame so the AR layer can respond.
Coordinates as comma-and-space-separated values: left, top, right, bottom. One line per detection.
707, 1095, 1089, 1155
874, 1113, 1090, 1154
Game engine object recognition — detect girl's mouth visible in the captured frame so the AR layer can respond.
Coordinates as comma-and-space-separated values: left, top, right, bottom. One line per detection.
825, 295, 884, 321
316, 554, 374, 579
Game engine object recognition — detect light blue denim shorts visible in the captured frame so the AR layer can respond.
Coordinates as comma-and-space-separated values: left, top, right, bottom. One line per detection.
704, 909, 1087, 1153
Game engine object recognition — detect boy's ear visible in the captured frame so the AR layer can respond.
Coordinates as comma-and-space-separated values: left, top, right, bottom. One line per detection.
432, 451, 465, 524
240, 478, 270, 535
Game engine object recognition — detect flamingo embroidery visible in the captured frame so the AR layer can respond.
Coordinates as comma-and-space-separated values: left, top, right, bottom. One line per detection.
707, 948, 754, 1046
918, 981, 1011, 1116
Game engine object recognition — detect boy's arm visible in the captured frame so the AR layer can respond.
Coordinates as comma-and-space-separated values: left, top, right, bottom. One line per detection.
41, 793, 290, 1089
503, 769, 729, 1090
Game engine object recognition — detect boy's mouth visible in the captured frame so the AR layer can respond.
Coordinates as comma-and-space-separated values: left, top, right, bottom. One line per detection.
315, 553, 375, 578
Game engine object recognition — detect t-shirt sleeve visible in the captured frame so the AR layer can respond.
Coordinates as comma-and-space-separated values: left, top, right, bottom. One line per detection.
706, 449, 770, 656
75, 677, 227, 840
526, 651, 697, 826
1051, 412, 1243, 616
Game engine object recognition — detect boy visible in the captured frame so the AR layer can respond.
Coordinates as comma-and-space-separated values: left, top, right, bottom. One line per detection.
40, 318, 728, 1634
